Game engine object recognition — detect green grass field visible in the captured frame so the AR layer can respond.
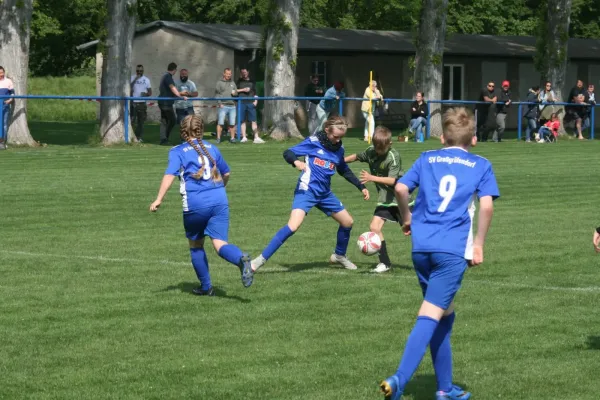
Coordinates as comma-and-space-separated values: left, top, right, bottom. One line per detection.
27, 76, 97, 122
1, 127, 600, 399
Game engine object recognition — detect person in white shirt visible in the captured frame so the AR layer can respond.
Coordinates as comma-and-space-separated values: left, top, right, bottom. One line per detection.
130, 64, 152, 142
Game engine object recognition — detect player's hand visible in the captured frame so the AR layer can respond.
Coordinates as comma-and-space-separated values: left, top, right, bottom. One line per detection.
361, 188, 370, 200
359, 170, 372, 184
401, 213, 411, 236
469, 245, 484, 266
149, 200, 161, 212
593, 231, 600, 253
294, 161, 306, 171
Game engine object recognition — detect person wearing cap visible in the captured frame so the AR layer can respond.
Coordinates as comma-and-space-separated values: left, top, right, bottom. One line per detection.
493, 80, 512, 142
314, 81, 345, 135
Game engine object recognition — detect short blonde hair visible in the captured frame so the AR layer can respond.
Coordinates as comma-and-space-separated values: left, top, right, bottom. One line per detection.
324, 115, 348, 132
442, 107, 475, 147
372, 126, 392, 150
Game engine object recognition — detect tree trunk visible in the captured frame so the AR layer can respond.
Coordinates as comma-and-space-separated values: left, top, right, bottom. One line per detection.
99, 0, 136, 144
536, 0, 572, 135
0, 0, 37, 146
413, 0, 449, 137
262, 0, 303, 140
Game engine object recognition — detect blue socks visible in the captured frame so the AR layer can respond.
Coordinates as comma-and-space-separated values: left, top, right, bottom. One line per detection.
262, 225, 294, 260
190, 248, 211, 290
335, 226, 352, 256
430, 313, 455, 392
394, 316, 439, 390
218, 244, 244, 266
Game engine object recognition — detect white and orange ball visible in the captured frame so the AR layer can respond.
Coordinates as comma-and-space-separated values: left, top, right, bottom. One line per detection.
357, 232, 381, 256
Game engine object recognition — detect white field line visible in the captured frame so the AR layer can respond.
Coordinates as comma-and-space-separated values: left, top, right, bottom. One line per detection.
2, 249, 600, 293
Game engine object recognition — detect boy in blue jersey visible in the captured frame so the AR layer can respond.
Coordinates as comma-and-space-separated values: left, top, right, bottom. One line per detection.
251, 116, 370, 272
380, 107, 499, 400
149, 115, 253, 296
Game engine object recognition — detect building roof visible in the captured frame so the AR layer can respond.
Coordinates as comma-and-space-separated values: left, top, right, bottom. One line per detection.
77, 20, 600, 59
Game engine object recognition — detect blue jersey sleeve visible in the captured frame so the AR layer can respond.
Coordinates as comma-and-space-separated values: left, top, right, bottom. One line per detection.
165, 148, 182, 176
213, 147, 230, 175
398, 153, 422, 192
288, 137, 316, 157
477, 163, 500, 199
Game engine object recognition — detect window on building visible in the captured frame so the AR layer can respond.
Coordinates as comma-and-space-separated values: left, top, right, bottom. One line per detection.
443, 64, 464, 100
311, 61, 328, 87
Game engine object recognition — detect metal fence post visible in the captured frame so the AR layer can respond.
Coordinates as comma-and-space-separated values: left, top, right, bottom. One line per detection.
124, 98, 129, 143
426, 102, 431, 139
339, 98, 343, 116
236, 99, 242, 141
0, 100, 4, 142
517, 103, 522, 141
591, 105, 596, 140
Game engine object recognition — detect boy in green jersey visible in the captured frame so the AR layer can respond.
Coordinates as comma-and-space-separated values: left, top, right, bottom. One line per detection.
345, 126, 408, 273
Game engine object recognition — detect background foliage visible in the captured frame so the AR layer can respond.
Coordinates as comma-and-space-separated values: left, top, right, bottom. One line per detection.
30, 0, 600, 76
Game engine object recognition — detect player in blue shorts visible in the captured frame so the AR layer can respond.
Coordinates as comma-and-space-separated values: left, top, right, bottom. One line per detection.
149, 115, 253, 296
251, 115, 370, 271
380, 107, 499, 400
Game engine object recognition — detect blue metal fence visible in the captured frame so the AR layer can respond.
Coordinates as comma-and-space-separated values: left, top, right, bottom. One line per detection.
0, 94, 597, 143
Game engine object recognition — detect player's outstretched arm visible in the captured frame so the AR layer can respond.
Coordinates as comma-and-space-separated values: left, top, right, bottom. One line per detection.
149, 175, 176, 212
395, 182, 412, 234
344, 154, 357, 163
471, 195, 494, 265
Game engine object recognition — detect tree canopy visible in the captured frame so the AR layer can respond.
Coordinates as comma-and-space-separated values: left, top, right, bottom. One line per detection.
31, 0, 600, 76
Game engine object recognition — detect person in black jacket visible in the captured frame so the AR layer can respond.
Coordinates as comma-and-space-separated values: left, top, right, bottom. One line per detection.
409, 92, 428, 142
493, 80, 512, 142
523, 86, 540, 142
476, 82, 497, 142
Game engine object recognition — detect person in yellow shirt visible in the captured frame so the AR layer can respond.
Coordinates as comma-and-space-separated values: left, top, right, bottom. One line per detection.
361, 80, 383, 141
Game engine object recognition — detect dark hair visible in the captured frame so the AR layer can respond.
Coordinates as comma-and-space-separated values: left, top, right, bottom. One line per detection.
416, 91, 424, 97
310, 74, 319, 80
136, 64, 143, 68
0, 66, 4, 72
167, 62, 177, 71
333, 81, 344, 91
532, 85, 540, 91
224, 68, 231, 72
240, 66, 248, 71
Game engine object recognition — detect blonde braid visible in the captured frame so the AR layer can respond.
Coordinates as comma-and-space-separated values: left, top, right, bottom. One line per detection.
180, 115, 222, 182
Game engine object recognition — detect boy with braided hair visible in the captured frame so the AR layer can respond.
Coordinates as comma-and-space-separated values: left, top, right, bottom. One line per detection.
150, 115, 254, 295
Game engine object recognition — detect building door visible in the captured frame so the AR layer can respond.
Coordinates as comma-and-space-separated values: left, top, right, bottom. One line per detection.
443, 64, 464, 100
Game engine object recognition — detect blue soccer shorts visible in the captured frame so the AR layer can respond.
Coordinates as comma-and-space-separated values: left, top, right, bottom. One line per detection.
183, 204, 229, 242
412, 252, 468, 310
292, 190, 345, 216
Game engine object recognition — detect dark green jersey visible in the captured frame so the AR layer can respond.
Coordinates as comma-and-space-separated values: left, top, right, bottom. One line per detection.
356, 146, 402, 206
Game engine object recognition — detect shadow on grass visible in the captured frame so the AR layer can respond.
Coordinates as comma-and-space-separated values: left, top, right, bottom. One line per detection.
586, 336, 600, 350
400, 374, 469, 398
163, 282, 251, 303
260, 261, 412, 274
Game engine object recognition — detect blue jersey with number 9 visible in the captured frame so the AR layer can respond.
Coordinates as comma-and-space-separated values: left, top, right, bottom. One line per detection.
398, 147, 499, 259
165, 140, 230, 212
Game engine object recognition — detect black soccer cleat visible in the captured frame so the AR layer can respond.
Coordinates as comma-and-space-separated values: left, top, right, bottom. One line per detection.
192, 286, 215, 296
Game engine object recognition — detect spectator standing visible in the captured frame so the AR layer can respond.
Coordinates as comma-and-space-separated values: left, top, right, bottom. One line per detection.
215, 68, 238, 144
538, 81, 556, 124
0, 66, 14, 150
174, 69, 198, 124
476, 81, 497, 142
305, 75, 324, 135
130, 64, 152, 142
409, 92, 428, 143
236, 68, 264, 144
360, 80, 383, 142
314, 82, 345, 134
583, 84, 595, 134
568, 80, 585, 103
524, 86, 540, 142
493, 80, 511, 142
158, 62, 186, 145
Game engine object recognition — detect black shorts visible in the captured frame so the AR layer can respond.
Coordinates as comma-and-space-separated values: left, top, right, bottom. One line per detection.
374, 205, 402, 224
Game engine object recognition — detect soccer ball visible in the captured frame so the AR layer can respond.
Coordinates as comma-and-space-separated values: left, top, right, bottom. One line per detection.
357, 232, 381, 256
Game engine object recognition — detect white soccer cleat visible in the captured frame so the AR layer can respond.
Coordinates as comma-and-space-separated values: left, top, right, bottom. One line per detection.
251, 255, 266, 272
253, 137, 265, 144
372, 263, 391, 273
240, 137, 248, 143
329, 254, 357, 270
